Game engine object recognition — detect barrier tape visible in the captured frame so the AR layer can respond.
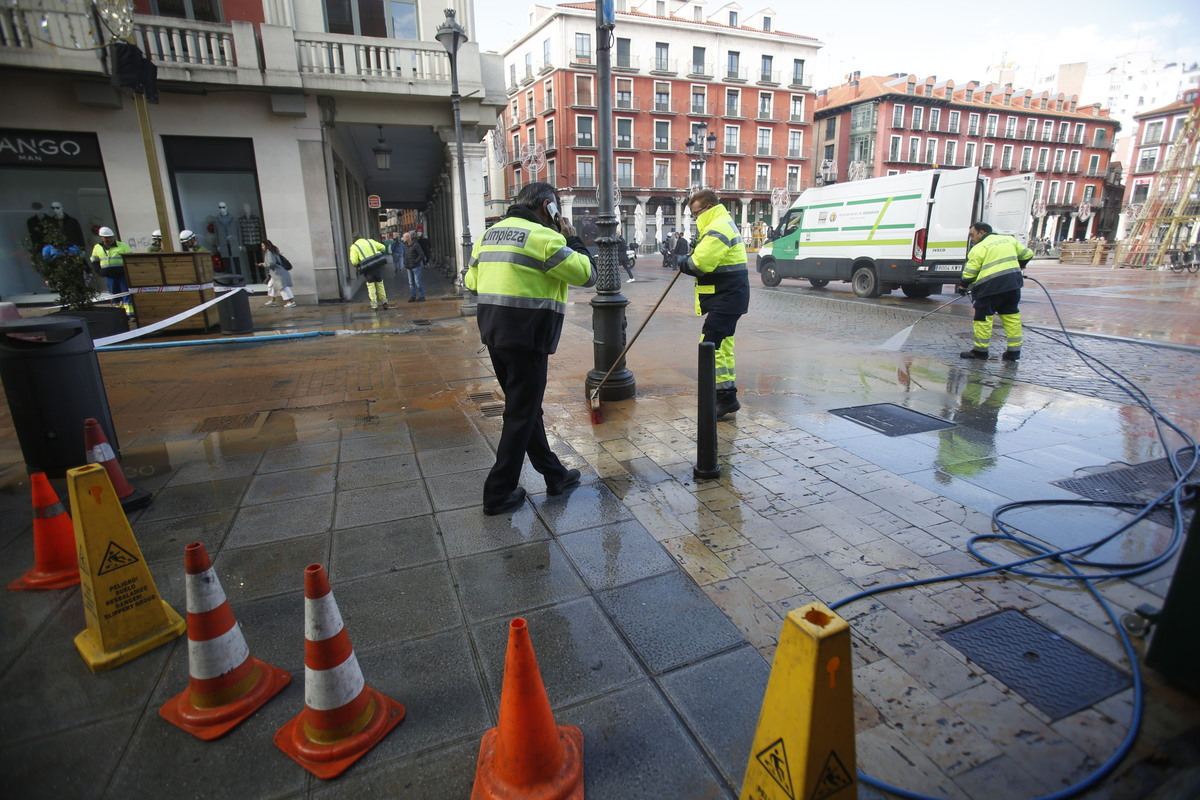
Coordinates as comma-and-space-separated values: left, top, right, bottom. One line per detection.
94, 288, 242, 348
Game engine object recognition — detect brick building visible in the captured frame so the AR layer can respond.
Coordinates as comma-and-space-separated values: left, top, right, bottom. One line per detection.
815, 73, 1122, 241
492, 1, 821, 248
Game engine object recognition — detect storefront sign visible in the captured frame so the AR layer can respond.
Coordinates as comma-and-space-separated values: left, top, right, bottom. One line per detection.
367, 194, 381, 209
0, 129, 103, 169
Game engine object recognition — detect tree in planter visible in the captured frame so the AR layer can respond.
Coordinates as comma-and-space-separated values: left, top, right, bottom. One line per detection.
23, 220, 100, 310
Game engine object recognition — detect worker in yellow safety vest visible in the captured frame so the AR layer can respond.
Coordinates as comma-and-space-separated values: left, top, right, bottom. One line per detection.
678, 189, 750, 418
465, 181, 596, 516
90, 226, 134, 318
960, 222, 1034, 362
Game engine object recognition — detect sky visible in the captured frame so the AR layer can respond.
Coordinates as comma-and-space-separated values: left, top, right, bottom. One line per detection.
469, 0, 1200, 104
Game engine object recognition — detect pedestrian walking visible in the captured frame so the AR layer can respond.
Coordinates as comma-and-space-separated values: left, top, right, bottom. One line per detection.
959, 221, 1034, 362
464, 181, 596, 515
617, 233, 635, 282
90, 226, 134, 318
259, 240, 296, 308
677, 190, 750, 418
349, 233, 390, 310
401, 230, 427, 302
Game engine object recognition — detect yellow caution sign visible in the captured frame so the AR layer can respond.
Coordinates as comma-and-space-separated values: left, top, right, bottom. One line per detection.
68, 464, 185, 672
740, 602, 856, 800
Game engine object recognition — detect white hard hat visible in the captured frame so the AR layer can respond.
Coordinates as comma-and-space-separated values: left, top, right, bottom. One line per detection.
179, 229, 195, 241
152, 230, 161, 238
98, 226, 115, 237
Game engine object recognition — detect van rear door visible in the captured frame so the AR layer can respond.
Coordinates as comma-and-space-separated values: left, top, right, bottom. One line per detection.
926, 166, 979, 262
985, 173, 1036, 244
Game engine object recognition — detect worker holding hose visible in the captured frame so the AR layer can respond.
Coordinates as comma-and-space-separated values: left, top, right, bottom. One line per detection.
678, 189, 750, 418
959, 221, 1034, 362
465, 182, 596, 516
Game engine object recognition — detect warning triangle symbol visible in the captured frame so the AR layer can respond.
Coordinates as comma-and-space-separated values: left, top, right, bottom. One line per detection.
811, 750, 853, 800
97, 541, 140, 576
755, 737, 795, 800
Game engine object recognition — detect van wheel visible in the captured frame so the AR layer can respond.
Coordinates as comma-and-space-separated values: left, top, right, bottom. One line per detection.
807, 279, 829, 288
760, 263, 782, 287
901, 285, 936, 298
851, 265, 881, 298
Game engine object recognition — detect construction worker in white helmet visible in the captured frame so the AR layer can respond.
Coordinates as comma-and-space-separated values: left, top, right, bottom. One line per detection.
148, 229, 163, 253
90, 226, 134, 318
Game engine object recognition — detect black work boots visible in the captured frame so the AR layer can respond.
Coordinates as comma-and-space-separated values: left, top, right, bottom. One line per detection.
715, 388, 740, 419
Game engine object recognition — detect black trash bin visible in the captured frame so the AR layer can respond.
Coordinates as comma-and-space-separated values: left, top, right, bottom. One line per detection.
0, 317, 118, 477
214, 274, 253, 335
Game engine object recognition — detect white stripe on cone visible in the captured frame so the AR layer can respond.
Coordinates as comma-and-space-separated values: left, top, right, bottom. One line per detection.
189, 624, 252, 680
185, 567, 227, 615
305, 655, 366, 711
88, 442, 116, 463
304, 593, 344, 641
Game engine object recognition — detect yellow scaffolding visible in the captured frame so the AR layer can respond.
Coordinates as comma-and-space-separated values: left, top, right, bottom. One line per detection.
1118, 96, 1200, 268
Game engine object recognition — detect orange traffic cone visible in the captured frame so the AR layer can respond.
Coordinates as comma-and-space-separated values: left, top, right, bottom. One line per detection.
471, 618, 584, 799
8, 472, 80, 591
83, 418, 151, 511
159, 542, 291, 740
274, 564, 405, 779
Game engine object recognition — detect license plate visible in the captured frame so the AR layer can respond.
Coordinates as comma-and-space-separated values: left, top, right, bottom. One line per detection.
934, 264, 961, 272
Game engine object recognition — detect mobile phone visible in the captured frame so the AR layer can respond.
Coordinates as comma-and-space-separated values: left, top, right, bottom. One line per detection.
547, 201, 561, 230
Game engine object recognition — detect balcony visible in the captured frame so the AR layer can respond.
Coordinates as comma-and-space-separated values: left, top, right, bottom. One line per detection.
570, 93, 596, 108
723, 175, 741, 191
724, 66, 748, 82
614, 96, 639, 111
653, 174, 674, 189
0, 6, 477, 97
758, 69, 779, 85
756, 178, 771, 191
653, 99, 682, 114
724, 103, 747, 118
688, 62, 714, 78
541, 136, 557, 152
690, 101, 712, 115
756, 145, 778, 157
787, 147, 804, 159
615, 135, 643, 150
651, 57, 677, 75
574, 133, 596, 148
756, 107, 777, 122
789, 112, 806, 124
614, 54, 640, 71
651, 139, 672, 152
721, 142, 744, 155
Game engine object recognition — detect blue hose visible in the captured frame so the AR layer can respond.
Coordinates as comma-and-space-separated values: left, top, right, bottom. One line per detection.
831, 275, 1196, 800
97, 330, 333, 351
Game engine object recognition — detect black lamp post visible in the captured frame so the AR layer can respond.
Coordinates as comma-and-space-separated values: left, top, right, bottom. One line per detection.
686, 121, 718, 190
436, 8, 475, 314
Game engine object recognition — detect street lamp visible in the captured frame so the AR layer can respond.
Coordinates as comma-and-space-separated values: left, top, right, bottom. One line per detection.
686, 122, 718, 189
436, 8, 475, 314
372, 126, 392, 171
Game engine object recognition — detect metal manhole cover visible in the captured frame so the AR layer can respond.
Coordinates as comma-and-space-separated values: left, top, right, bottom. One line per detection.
195, 413, 259, 433
828, 403, 954, 436
941, 609, 1130, 720
1052, 456, 1199, 528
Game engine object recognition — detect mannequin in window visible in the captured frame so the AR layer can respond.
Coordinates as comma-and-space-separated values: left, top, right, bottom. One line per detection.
26, 201, 49, 249
238, 202, 264, 281
46, 201, 86, 249
205, 201, 241, 274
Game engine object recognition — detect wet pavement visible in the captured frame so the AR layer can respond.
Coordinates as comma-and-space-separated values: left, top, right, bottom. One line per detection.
1, 258, 1198, 799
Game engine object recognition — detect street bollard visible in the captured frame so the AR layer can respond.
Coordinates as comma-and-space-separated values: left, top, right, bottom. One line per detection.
694, 341, 721, 480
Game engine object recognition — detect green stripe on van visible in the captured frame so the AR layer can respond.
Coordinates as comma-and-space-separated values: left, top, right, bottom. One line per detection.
845, 193, 922, 205
807, 201, 844, 210
867, 197, 893, 240
928, 240, 968, 248
797, 239, 912, 247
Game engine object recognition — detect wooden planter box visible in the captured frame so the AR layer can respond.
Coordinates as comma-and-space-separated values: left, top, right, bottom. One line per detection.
124, 253, 213, 287
131, 288, 218, 333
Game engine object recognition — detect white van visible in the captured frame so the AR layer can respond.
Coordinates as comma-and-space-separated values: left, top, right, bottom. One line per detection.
756, 167, 1034, 298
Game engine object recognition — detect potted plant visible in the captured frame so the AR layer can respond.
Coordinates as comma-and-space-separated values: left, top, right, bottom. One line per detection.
22, 222, 129, 339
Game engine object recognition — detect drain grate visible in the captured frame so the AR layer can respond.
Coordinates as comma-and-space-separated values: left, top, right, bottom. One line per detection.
1052, 456, 1199, 528
480, 403, 505, 418
828, 403, 954, 436
468, 392, 496, 404
941, 609, 1130, 720
195, 413, 260, 434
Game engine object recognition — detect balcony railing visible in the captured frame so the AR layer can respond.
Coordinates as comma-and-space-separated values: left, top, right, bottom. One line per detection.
4, 6, 478, 96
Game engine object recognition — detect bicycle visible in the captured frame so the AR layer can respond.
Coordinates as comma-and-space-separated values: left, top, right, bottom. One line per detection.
1166, 249, 1199, 273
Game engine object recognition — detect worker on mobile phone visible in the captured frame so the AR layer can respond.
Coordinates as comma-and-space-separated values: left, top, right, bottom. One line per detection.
465, 182, 596, 516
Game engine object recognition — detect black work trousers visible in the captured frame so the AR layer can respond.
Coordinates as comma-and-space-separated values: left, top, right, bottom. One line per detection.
483, 346, 571, 505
